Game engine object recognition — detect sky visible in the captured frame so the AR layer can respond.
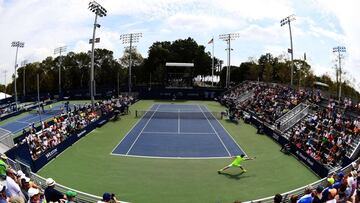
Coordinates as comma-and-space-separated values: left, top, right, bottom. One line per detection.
0, 0, 359, 89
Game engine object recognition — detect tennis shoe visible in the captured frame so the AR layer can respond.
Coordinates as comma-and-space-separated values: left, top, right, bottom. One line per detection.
217, 170, 221, 174
243, 169, 247, 173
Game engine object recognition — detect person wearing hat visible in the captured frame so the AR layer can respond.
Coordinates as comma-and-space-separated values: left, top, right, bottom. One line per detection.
65, 190, 77, 203
0, 154, 8, 180
321, 177, 335, 202
97, 192, 117, 203
332, 172, 344, 189
44, 178, 64, 203
27, 187, 43, 203
20, 177, 31, 202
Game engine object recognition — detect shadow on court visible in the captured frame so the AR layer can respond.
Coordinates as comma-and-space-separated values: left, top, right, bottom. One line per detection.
219, 171, 252, 180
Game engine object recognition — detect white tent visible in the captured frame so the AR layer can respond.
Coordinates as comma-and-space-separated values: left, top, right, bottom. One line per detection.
0, 92, 11, 100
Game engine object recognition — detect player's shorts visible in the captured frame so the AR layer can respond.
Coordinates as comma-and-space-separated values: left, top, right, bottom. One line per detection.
228, 163, 242, 167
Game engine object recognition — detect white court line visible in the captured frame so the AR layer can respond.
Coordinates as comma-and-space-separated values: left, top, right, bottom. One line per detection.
111, 153, 230, 160
110, 104, 155, 154
203, 106, 248, 157
178, 109, 180, 133
141, 131, 217, 135
15, 121, 30, 125
197, 104, 231, 157
125, 104, 160, 155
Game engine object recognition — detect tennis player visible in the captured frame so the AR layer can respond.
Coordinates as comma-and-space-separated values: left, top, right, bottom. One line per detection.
218, 154, 255, 174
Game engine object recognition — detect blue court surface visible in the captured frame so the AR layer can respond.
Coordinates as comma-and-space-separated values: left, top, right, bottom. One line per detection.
112, 104, 245, 158
0, 104, 68, 133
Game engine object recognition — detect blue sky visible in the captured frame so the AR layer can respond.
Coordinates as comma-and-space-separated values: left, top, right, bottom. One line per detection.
0, 0, 359, 90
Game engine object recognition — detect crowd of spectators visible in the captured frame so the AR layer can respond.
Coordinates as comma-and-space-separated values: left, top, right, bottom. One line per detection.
0, 104, 20, 119
270, 161, 360, 203
220, 81, 322, 124
288, 100, 360, 166
18, 95, 134, 160
0, 153, 120, 203
220, 81, 360, 168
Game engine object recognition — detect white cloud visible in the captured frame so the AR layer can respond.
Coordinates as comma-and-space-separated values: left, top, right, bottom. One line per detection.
0, 0, 359, 93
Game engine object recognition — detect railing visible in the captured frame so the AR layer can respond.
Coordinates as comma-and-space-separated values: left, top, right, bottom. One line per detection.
6, 157, 130, 203
245, 158, 359, 203
237, 90, 254, 103
0, 128, 14, 151
279, 105, 309, 132
350, 140, 360, 160
275, 103, 307, 126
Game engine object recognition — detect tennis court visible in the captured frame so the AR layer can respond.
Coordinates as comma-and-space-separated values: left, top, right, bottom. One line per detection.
112, 104, 244, 158
0, 104, 67, 133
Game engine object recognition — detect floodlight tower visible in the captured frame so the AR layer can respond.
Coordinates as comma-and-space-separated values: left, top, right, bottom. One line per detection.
21, 60, 28, 97
280, 14, 296, 86
333, 46, 346, 102
88, 1, 107, 106
120, 33, 142, 94
54, 46, 67, 96
2, 70, 8, 98
219, 33, 239, 88
11, 41, 25, 105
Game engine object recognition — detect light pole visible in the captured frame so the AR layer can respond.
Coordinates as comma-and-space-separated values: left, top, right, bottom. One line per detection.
281, 14, 296, 86
333, 46, 346, 102
88, 1, 106, 106
2, 70, 7, 98
219, 33, 239, 88
54, 46, 67, 97
11, 41, 25, 105
21, 60, 28, 97
120, 33, 142, 94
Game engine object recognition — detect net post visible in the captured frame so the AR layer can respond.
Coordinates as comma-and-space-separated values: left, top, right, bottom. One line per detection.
135, 110, 138, 118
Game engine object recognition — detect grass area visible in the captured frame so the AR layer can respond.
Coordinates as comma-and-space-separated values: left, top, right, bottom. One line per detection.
38, 100, 318, 203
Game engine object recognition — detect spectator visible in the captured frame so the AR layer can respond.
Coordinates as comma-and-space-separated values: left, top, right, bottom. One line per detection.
289, 194, 298, 203
0, 182, 8, 203
297, 186, 312, 203
27, 188, 43, 203
20, 177, 31, 202
312, 185, 323, 203
0, 154, 8, 180
44, 178, 64, 202
99, 193, 112, 203
326, 188, 337, 203
9, 195, 25, 203
274, 193, 282, 203
4, 169, 24, 199
321, 177, 335, 202
65, 190, 77, 203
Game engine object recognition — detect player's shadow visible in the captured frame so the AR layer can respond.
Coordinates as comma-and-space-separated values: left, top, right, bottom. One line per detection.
219, 171, 250, 180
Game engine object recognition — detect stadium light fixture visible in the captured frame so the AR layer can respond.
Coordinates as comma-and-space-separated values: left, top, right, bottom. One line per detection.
21, 60, 28, 97
88, 1, 106, 106
54, 46, 67, 97
120, 33, 143, 94
280, 14, 296, 86
333, 46, 346, 102
219, 33, 239, 88
11, 41, 25, 105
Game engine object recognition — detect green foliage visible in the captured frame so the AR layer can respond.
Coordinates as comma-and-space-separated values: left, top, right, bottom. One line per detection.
3, 39, 359, 99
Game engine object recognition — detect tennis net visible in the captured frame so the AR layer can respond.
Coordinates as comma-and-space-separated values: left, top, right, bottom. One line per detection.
135, 110, 223, 120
